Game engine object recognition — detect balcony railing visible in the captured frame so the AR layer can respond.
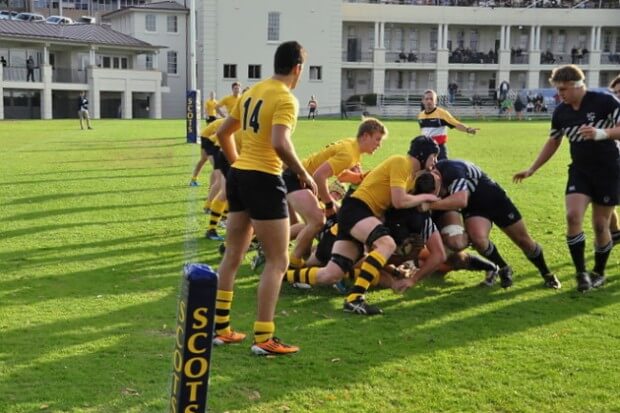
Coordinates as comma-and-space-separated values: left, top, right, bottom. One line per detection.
540, 52, 589, 64
510, 54, 529, 64
1, 67, 41, 82
386, 51, 437, 63
601, 53, 620, 64
52, 68, 87, 84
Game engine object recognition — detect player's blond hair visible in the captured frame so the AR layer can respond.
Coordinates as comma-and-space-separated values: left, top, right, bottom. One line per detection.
357, 117, 387, 138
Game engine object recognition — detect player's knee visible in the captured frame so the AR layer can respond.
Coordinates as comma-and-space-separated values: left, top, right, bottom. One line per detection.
565, 210, 583, 228
468, 233, 489, 251
440, 225, 468, 251
592, 218, 610, 237
366, 224, 394, 251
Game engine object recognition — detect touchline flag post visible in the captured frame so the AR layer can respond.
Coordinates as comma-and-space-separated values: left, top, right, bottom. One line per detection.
170, 263, 218, 413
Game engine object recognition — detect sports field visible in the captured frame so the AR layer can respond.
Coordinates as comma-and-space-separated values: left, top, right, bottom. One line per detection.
1, 119, 619, 413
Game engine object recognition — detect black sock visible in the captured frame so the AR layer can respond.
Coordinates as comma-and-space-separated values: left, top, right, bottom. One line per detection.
566, 232, 586, 274
593, 241, 613, 276
481, 241, 508, 269
466, 254, 498, 272
525, 243, 551, 276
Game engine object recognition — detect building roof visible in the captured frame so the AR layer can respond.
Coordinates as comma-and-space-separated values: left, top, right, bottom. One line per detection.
102, 0, 189, 19
0, 20, 161, 49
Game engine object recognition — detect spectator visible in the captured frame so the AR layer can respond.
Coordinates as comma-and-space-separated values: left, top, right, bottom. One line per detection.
307, 95, 318, 120
407, 51, 417, 62
448, 82, 458, 104
398, 51, 407, 61
571, 46, 578, 64
26, 56, 35, 82
77, 91, 93, 130
0, 56, 6, 67
340, 100, 348, 119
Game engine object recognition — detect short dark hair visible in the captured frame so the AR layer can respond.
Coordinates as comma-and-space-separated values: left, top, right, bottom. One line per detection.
231, 82, 240, 89
610, 75, 620, 90
413, 171, 436, 195
274, 41, 306, 75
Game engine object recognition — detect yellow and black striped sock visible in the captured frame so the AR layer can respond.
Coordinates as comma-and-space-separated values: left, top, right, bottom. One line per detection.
203, 199, 211, 211
345, 268, 361, 282
253, 320, 275, 344
208, 199, 226, 231
285, 267, 318, 285
215, 290, 233, 336
346, 250, 387, 303
288, 255, 305, 269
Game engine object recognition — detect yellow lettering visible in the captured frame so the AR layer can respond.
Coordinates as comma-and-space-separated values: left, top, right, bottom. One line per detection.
169, 396, 177, 413
173, 348, 183, 372
178, 300, 186, 323
192, 308, 208, 329
184, 357, 208, 378
176, 325, 184, 348
185, 381, 203, 402
187, 332, 207, 354
171, 371, 181, 394
184, 404, 199, 413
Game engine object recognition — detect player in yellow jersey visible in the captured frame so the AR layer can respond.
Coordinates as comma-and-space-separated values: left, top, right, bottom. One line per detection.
189, 118, 224, 188
418, 89, 479, 160
286, 136, 441, 315
204, 91, 218, 124
213, 41, 317, 355
283, 117, 386, 270
216, 82, 241, 118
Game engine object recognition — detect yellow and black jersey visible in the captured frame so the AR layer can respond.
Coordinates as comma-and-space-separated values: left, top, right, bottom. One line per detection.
352, 155, 413, 217
303, 138, 361, 176
200, 118, 225, 146
204, 98, 218, 117
417, 107, 460, 145
230, 78, 298, 175
218, 94, 240, 115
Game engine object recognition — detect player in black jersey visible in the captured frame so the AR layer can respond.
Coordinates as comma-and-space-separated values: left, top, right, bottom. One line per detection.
432, 159, 561, 289
514, 65, 620, 292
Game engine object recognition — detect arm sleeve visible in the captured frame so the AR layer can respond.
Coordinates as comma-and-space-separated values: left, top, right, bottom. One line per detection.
389, 157, 411, 189
272, 95, 298, 129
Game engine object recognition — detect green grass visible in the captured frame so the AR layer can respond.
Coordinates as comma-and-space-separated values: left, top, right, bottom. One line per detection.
1, 119, 619, 413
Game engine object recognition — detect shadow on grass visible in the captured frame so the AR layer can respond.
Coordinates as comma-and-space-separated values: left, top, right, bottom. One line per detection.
46, 154, 194, 164
0, 171, 187, 188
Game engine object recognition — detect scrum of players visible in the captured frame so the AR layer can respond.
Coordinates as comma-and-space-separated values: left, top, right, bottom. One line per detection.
193, 43, 620, 356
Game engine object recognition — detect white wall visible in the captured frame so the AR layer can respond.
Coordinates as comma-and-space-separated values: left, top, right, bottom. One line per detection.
198, 0, 343, 115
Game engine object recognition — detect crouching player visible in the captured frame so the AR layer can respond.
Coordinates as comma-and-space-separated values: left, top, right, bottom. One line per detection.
430, 159, 561, 289
286, 136, 441, 315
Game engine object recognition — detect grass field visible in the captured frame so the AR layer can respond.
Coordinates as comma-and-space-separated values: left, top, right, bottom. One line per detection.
1, 119, 619, 413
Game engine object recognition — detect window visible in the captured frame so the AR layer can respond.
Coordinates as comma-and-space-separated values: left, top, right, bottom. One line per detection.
578, 31, 587, 49
602, 30, 611, 52
392, 28, 403, 51
384, 26, 391, 49
346, 70, 354, 89
248, 64, 261, 79
470, 30, 479, 51
113, 57, 120, 69
309, 66, 322, 81
545, 30, 553, 51
556, 30, 566, 53
145, 14, 156, 32
267, 12, 279, 41
167, 51, 177, 74
121, 57, 128, 69
430, 28, 438, 51
167, 15, 178, 33
146, 55, 153, 70
223, 64, 237, 79
457, 30, 465, 49
616, 33, 620, 53
102, 56, 111, 68
408, 71, 416, 90
397, 71, 404, 89
519, 33, 528, 51
408, 29, 418, 52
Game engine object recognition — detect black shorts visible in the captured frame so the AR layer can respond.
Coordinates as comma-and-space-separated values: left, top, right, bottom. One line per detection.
463, 180, 522, 228
566, 164, 620, 206
282, 168, 304, 194
336, 197, 374, 244
201, 139, 219, 156
226, 168, 289, 220
214, 150, 230, 176
206, 116, 217, 124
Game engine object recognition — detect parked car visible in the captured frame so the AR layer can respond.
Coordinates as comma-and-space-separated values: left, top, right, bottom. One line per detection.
0, 10, 19, 20
14, 12, 45, 22
75, 16, 96, 24
46, 15, 74, 25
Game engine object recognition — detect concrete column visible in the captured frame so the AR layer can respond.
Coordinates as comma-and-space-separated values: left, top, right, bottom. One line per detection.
41, 64, 52, 119
89, 46, 96, 66
526, 70, 539, 89
437, 24, 442, 51
535, 26, 541, 51
506, 26, 511, 50
152, 51, 159, 70
435, 68, 449, 98
530, 26, 536, 51
443, 24, 449, 50
89, 68, 99, 119
373, 46, 386, 65
379, 22, 385, 49
590, 26, 597, 52
374, 22, 380, 48
152, 89, 161, 119
0, 64, 4, 120
122, 87, 132, 119
500, 25, 506, 50
43, 44, 49, 65
595, 26, 601, 51
372, 48, 385, 95
587, 70, 599, 88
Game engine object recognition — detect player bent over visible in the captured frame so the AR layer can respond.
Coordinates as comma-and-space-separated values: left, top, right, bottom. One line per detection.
431, 159, 561, 289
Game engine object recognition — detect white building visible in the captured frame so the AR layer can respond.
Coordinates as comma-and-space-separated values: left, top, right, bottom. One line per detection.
0, 19, 167, 119
102, 1, 189, 118
196, 0, 620, 115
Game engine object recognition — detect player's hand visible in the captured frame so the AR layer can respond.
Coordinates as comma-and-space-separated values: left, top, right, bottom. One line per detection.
513, 168, 533, 183
324, 203, 338, 218
579, 125, 608, 141
391, 276, 416, 294
418, 193, 440, 203
300, 172, 318, 195
466, 127, 479, 135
